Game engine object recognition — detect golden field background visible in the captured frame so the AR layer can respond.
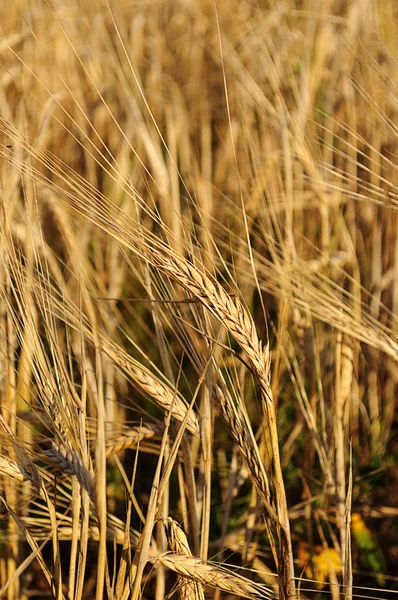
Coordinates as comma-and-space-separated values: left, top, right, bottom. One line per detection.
0, 0, 397, 598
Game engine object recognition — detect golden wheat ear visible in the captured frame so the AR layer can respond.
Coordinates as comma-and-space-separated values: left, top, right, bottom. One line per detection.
44, 441, 95, 500
0, 455, 31, 483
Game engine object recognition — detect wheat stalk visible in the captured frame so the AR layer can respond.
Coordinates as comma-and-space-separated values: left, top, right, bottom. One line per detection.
0, 456, 30, 483
44, 442, 95, 500
105, 424, 158, 457
164, 518, 205, 600
147, 247, 293, 596
101, 339, 200, 437
150, 553, 275, 600
212, 385, 273, 512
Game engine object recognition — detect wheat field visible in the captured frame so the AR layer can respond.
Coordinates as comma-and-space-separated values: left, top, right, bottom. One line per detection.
0, 1, 397, 599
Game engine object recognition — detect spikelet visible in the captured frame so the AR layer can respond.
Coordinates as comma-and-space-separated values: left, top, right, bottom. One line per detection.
165, 518, 205, 600
151, 553, 275, 600
105, 424, 157, 457
44, 441, 95, 500
0, 455, 30, 483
